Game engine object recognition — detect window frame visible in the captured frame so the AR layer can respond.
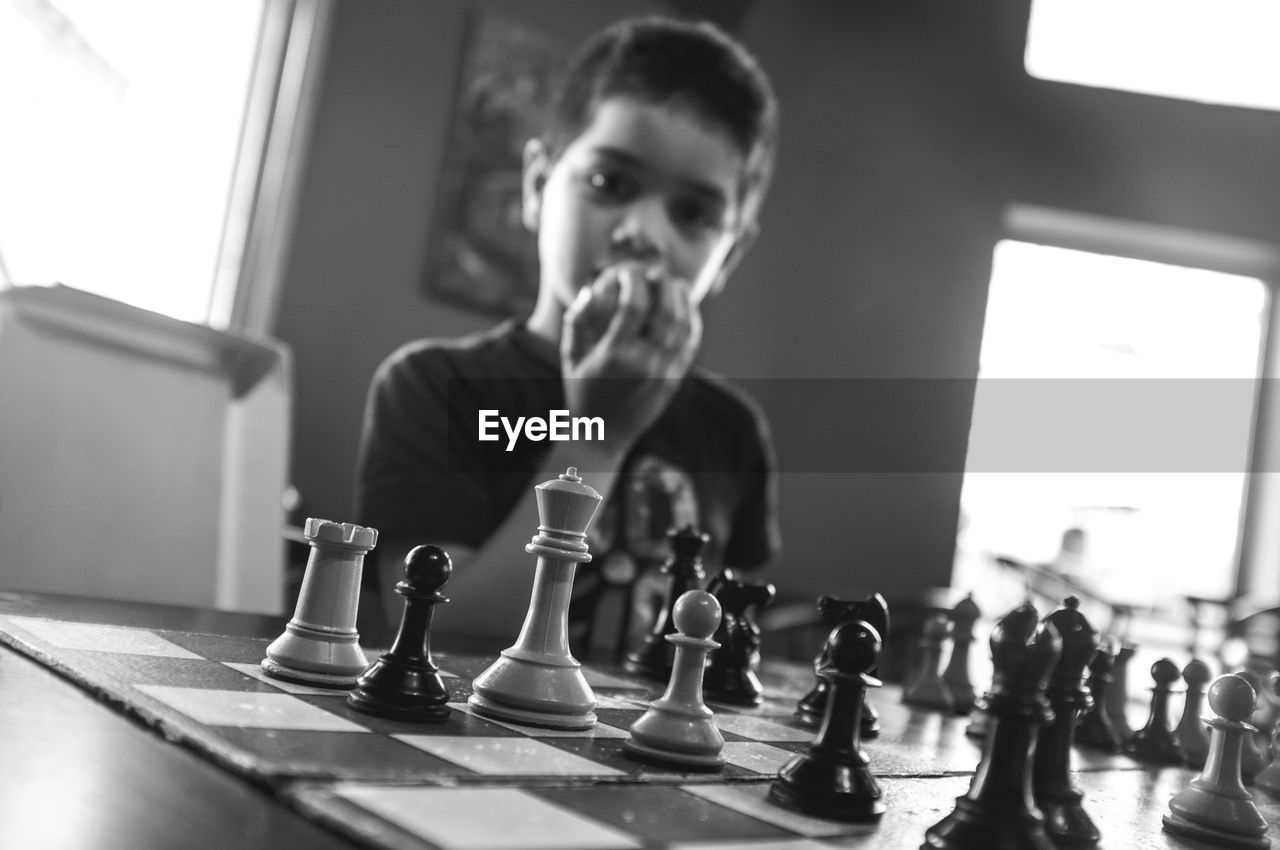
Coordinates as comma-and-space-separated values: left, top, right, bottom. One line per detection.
209, 0, 335, 335
995, 203, 1280, 609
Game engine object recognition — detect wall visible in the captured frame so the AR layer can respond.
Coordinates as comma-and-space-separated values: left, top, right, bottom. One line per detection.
274, 0, 1280, 608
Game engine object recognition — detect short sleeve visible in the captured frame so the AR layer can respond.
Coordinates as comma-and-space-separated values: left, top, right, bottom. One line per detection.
354, 344, 494, 548
722, 387, 782, 570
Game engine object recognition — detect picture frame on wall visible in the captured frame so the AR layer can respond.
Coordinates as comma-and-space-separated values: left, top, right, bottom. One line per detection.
422, 9, 566, 318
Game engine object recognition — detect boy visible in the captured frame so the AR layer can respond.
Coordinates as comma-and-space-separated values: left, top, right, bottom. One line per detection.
355, 16, 781, 653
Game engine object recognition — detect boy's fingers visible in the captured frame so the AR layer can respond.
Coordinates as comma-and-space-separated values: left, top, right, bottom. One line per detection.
601, 265, 651, 347
561, 286, 596, 361
564, 270, 627, 359
644, 272, 675, 347
650, 276, 693, 352
685, 296, 703, 359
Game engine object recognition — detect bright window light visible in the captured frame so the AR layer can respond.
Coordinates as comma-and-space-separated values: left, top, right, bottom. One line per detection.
1026, 0, 1280, 112
0, 0, 263, 323
958, 241, 1268, 604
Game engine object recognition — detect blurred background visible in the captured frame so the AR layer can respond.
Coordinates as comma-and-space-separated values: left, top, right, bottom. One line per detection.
2, 0, 1279, 674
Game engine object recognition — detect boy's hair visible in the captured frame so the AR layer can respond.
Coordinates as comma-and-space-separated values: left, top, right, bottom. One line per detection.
544, 16, 779, 223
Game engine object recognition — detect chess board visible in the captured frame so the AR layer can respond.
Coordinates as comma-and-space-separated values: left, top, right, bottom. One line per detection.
2, 612, 1277, 850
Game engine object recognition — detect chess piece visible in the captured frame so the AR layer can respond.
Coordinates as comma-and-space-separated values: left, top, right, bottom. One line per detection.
347, 545, 452, 722
262, 518, 377, 688
1234, 669, 1271, 784
942, 593, 981, 714
1242, 732, 1270, 786
964, 705, 990, 739
1033, 596, 1101, 846
623, 525, 708, 680
1236, 670, 1273, 730
768, 619, 886, 821
1162, 674, 1271, 849
1175, 659, 1214, 769
796, 593, 889, 741
1076, 636, 1124, 753
1253, 672, 1280, 797
922, 601, 1062, 850
703, 571, 775, 707
965, 613, 999, 740
1126, 658, 1188, 765
903, 613, 956, 712
469, 468, 603, 730
623, 590, 725, 770
1105, 640, 1137, 740
1251, 669, 1280, 735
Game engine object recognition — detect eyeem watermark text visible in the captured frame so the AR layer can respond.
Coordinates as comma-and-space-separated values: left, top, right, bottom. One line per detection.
478, 409, 604, 452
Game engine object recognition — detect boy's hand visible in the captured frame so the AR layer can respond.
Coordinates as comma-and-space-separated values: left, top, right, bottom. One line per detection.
561, 263, 702, 450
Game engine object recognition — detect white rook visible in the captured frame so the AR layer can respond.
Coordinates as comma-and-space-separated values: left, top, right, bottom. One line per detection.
261, 518, 377, 688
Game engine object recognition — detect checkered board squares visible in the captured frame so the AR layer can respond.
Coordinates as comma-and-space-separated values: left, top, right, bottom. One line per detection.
135, 686, 371, 732
397, 736, 628, 776
720, 741, 801, 774
290, 783, 844, 850
0, 614, 821, 787
309, 786, 644, 850
3, 616, 202, 658
292, 779, 1000, 850
291, 768, 1280, 850
665, 842, 834, 850
715, 715, 817, 742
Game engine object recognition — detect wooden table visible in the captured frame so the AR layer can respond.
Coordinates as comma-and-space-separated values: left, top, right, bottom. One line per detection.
0, 591, 1275, 850
0, 592, 359, 850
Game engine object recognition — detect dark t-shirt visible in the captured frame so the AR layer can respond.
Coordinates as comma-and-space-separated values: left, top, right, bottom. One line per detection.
355, 320, 780, 651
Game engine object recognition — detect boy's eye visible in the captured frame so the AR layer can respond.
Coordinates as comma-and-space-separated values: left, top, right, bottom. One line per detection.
583, 169, 634, 200
670, 197, 726, 233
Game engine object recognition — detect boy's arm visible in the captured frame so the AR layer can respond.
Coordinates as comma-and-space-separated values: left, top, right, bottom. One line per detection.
377, 267, 702, 641
377, 440, 626, 642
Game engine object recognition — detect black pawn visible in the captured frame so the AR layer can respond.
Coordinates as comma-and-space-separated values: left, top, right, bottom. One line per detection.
704, 571, 776, 707
1175, 659, 1213, 769
347, 545, 452, 722
1033, 596, 1101, 846
623, 525, 707, 680
1076, 637, 1123, 752
922, 601, 1062, 850
1125, 658, 1188, 764
796, 593, 889, 740
1105, 641, 1137, 740
768, 619, 885, 821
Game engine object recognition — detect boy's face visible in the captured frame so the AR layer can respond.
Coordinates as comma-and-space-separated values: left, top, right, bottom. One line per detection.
523, 96, 750, 310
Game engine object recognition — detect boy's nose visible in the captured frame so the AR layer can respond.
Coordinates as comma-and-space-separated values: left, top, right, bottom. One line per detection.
609, 199, 668, 261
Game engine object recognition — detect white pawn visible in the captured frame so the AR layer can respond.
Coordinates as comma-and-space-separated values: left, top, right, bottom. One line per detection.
624, 590, 725, 771
1162, 674, 1271, 849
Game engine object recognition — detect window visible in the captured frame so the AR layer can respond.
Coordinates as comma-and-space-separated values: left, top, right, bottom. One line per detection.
957, 238, 1269, 606
1026, 0, 1280, 112
0, 0, 319, 328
